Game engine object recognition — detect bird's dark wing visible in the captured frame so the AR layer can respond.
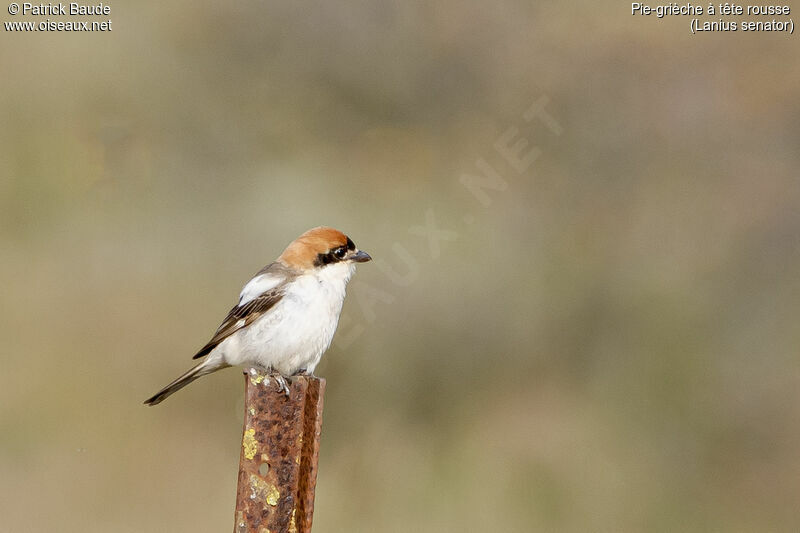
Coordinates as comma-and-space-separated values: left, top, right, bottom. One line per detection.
192, 283, 288, 360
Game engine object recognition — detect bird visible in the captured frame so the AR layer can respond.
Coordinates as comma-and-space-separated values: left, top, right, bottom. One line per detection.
144, 226, 371, 406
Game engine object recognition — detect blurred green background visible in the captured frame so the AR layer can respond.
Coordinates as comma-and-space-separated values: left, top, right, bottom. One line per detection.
2, 2, 799, 532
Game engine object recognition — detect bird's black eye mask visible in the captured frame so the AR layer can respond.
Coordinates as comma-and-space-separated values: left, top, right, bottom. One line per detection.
314, 244, 349, 266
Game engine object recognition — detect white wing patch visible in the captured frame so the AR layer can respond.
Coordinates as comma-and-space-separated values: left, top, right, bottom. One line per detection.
239, 273, 283, 306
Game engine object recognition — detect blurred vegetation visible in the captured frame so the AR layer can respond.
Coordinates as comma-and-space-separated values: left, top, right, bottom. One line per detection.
2, 1, 799, 531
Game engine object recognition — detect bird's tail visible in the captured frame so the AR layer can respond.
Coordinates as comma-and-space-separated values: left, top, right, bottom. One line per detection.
144, 358, 229, 406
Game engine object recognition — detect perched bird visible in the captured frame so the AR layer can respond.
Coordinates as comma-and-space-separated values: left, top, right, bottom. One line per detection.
144, 226, 371, 406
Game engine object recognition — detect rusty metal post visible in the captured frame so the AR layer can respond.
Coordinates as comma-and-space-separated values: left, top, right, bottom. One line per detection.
234, 372, 326, 533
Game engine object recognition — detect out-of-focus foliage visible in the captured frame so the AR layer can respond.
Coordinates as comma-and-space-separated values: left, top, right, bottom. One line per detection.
1, 2, 799, 531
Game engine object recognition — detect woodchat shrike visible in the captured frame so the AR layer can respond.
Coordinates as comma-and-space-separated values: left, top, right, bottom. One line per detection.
144, 226, 371, 405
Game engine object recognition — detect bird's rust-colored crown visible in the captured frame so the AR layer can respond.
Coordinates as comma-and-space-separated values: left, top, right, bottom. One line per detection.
278, 227, 349, 269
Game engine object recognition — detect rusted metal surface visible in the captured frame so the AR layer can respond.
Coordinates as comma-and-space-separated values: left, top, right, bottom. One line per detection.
234, 372, 326, 533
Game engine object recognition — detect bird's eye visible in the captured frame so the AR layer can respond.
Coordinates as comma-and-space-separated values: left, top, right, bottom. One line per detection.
333, 247, 346, 260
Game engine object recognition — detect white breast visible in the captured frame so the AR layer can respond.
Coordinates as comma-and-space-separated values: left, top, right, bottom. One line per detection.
217, 262, 355, 375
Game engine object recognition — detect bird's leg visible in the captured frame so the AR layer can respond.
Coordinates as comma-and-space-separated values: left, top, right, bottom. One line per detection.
293, 368, 313, 376
268, 368, 291, 397
274, 375, 290, 396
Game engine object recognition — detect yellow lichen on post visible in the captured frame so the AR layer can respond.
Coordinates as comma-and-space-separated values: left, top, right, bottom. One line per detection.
242, 428, 258, 460
249, 474, 280, 506
265, 485, 280, 506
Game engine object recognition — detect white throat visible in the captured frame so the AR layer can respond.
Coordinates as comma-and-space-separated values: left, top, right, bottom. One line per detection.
314, 261, 356, 289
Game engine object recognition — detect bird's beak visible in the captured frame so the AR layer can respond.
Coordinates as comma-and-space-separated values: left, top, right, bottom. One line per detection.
350, 250, 372, 263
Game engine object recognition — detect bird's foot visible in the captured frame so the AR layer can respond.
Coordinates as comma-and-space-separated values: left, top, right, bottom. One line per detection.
269, 371, 291, 397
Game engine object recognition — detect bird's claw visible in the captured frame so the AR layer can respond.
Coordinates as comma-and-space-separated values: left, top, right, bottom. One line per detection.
270, 373, 291, 397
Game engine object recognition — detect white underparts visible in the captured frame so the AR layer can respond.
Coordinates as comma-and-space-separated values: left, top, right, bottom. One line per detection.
211, 262, 356, 375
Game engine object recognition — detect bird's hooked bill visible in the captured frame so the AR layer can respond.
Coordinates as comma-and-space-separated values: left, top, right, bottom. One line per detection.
351, 250, 372, 262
